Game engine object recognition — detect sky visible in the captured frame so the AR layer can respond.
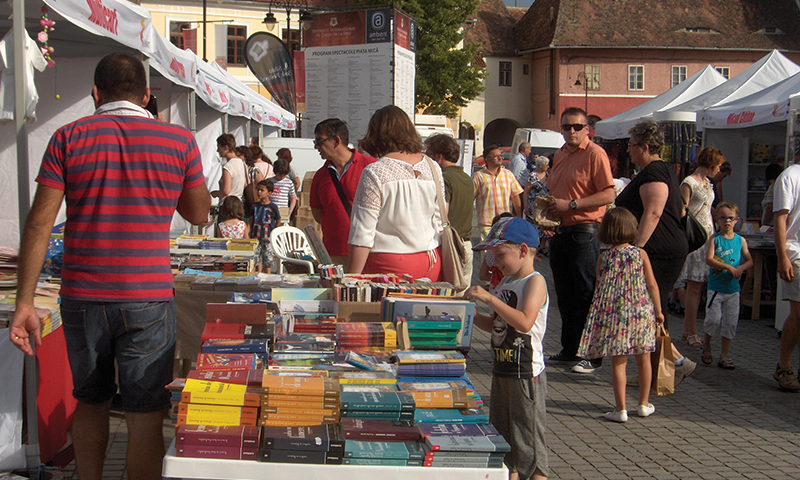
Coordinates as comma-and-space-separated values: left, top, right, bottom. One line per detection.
503, 0, 534, 7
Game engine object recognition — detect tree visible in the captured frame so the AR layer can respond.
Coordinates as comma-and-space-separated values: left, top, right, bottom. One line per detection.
354, 0, 486, 117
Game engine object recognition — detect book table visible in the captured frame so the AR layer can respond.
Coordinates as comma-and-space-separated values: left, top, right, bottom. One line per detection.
162, 440, 509, 480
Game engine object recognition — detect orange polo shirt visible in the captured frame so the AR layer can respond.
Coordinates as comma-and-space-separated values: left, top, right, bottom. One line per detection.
548, 136, 614, 226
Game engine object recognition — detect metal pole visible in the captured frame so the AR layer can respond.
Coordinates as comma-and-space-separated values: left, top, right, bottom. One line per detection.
203, 0, 207, 61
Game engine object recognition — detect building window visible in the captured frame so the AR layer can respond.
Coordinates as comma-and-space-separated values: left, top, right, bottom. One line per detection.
227, 25, 247, 67
671, 65, 687, 87
585, 64, 600, 90
282, 28, 300, 51
169, 21, 192, 50
499, 61, 512, 87
715, 66, 730, 79
628, 65, 644, 91
522, 64, 529, 75
544, 65, 550, 90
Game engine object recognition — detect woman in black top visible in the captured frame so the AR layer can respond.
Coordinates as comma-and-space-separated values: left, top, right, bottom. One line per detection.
615, 120, 695, 386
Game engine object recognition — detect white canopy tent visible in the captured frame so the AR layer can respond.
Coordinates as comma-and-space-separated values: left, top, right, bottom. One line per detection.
595, 65, 727, 140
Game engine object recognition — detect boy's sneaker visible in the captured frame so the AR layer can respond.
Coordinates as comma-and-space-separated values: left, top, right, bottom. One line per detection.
548, 352, 580, 364
636, 403, 655, 417
674, 358, 696, 388
572, 359, 601, 374
774, 364, 800, 392
603, 410, 628, 423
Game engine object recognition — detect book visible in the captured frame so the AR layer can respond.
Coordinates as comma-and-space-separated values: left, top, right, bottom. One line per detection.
176, 425, 260, 448
339, 391, 415, 412
415, 408, 489, 424
418, 423, 500, 438
340, 418, 420, 442
399, 315, 463, 330
384, 298, 476, 352
262, 396, 340, 410
397, 379, 474, 393
195, 353, 259, 371
393, 350, 466, 364
176, 444, 258, 460
259, 412, 339, 424
344, 440, 425, 459
397, 363, 467, 377
424, 435, 511, 453
423, 449, 506, 460
332, 371, 397, 384
343, 351, 380, 371
259, 424, 344, 452
339, 410, 414, 421
343, 458, 423, 466
177, 403, 258, 419
258, 449, 343, 464
200, 323, 272, 343
405, 388, 470, 409
424, 458, 504, 468
260, 374, 340, 396
186, 369, 264, 386
260, 418, 340, 427
176, 414, 258, 427
340, 384, 397, 393
261, 406, 339, 416
181, 378, 261, 407
201, 338, 269, 355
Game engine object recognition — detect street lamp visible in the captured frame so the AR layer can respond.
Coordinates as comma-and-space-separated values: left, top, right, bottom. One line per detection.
574, 72, 588, 113
261, 0, 313, 52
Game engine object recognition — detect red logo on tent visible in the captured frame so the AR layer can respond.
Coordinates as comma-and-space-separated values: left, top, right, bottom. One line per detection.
169, 58, 186, 80
87, 0, 118, 35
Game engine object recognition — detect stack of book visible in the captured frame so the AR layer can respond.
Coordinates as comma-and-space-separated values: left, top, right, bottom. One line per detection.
260, 375, 341, 426
394, 350, 467, 378
421, 430, 510, 468
333, 370, 399, 395
395, 315, 462, 349
270, 332, 337, 368
382, 297, 476, 354
176, 378, 260, 427
343, 440, 425, 466
195, 353, 262, 372
175, 425, 260, 460
289, 316, 337, 334
201, 322, 274, 346
258, 424, 344, 464
397, 377, 483, 407
339, 391, 415, 421
201, 338, 269, 364
336, 322, 397, 349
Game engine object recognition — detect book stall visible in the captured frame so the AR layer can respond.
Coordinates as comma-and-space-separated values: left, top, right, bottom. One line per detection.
161, 270, 509, 480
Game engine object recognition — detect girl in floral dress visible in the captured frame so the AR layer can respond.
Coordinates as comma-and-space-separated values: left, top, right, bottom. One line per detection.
216, 196, 249, 239
577, 207, 664, 423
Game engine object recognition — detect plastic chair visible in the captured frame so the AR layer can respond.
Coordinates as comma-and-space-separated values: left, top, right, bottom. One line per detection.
269, 225, 315, 274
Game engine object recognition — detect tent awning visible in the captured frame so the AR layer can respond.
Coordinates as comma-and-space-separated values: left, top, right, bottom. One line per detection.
701, 70, 800, 129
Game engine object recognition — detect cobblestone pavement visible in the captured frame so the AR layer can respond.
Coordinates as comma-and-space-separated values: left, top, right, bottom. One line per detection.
61, 257, 800, 480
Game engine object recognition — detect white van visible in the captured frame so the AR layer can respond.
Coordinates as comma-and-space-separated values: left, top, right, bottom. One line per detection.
510, 128, 565, 159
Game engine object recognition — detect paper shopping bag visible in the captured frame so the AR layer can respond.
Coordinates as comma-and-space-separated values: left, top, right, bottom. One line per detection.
651, 324, 675, 396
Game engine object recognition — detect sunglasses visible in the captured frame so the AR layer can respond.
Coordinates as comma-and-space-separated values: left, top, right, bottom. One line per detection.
313, 137, 333, 147
561, 123, 587, 132
717, 216, 738, 222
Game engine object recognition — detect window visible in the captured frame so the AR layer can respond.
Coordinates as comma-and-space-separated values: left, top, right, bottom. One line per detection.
522, 64, 529, 75
282, 28, 300, 51
671, 65, 687, 87
544, 65, 550, 90
499, 61, 512, 87
585, 64, 600, 90
227, 25, 247, 67
628, 65, 644, 91
169, 21, 192, 50
715, 66, 730, 79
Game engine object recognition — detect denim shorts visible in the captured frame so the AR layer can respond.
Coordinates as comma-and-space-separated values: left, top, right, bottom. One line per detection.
60, 299, 176, 413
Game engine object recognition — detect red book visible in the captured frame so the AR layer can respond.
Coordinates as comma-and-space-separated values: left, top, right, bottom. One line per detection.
176, 425, 261, 448
176, 444, 258, 460
201, 323, 272, 343
195, 353, 258, 371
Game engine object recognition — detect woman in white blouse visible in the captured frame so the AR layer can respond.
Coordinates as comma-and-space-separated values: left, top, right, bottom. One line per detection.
347, 105, 445, 280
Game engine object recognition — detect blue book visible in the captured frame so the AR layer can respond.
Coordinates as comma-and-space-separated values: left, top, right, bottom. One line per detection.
418, 423, 500, 438
415, 408, 489, 424
343, 458, 423, 466
201, 338, 269, 354
340, 391, 415, 412
344, 440, 424, 459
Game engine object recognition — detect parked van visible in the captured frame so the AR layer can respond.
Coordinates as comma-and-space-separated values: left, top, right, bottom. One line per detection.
510, 128, 565, 159
415, 114, 454, 143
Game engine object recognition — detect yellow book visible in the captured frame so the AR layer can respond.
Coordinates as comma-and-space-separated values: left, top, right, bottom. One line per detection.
181, 379, 260, 407
405, 388, 469, 409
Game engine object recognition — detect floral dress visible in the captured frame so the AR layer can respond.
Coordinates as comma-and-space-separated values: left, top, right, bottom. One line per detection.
577, 245, 656, 358
524, 170, 549, 233
218, 220, 247, 239
679, 175, 715, 283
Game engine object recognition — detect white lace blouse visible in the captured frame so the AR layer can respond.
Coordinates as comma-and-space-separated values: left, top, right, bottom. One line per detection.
349, 155, 445, 254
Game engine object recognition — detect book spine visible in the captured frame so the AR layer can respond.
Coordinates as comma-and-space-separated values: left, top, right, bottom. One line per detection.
261, 406, 339, 416
176, 414, 258, 427
181, 391, 260, 407
176, 444, 257, 460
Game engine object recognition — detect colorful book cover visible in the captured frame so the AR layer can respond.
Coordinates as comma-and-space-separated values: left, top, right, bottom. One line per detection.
186, 369, 264, 386
386, 298, 476, 351
181, 378, 260, 407
405, 388, 470, 409
343, 351, 380, 371
340, 418, 420, 441
201, 338, 269, 355
339, 391, 415, 412
260, 375, 340, 396
195, 353, 258, 371
344, 440, 424, 459
176, 425, 260, 448
414, 408, 489, 424
393, 350, 466, 364
332, 371, 397, 384
340, 385, 397, 393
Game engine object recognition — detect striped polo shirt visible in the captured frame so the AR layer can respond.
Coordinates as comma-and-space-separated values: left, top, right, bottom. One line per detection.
36, 103, 205, 302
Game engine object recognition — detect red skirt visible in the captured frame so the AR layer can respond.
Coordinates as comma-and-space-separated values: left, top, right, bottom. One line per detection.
363, 247, 443, 281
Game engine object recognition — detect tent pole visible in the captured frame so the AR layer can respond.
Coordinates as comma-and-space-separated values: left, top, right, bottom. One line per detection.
13, 0, 42, 469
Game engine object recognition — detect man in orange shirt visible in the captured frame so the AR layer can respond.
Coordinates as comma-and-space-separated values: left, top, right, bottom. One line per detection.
547, 107, 615, 373
473, 144, 523, 240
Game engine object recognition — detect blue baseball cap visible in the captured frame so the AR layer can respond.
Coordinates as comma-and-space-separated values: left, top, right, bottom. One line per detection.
473, 217, 539, 251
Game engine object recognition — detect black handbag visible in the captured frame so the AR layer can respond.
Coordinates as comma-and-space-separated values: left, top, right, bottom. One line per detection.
681, 203, 708, 253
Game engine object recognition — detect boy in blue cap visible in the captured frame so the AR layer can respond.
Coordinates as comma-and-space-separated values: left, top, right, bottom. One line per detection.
464, 217, 548, 480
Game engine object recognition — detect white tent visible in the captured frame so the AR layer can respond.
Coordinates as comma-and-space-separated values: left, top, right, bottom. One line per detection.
655, 50, 800, 125
595, 65, 726, 140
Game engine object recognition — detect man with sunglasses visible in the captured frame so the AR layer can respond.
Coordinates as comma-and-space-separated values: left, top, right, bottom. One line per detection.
310, 118, 376, 265
546, 107, 615, 373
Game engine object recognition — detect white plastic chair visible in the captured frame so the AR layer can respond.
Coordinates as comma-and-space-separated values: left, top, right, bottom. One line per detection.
269, 225, 315, 274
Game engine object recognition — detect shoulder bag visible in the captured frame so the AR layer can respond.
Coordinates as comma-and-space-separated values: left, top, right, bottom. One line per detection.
327, 168, 352, 217
426, 157, 468, 291
681, 200, 708, 254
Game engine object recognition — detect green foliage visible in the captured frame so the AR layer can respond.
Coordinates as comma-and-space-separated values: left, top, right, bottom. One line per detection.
353, 0, 486, 117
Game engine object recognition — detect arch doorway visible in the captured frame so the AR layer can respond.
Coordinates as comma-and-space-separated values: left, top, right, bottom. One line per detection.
484, 118, 520, 147
459, 122, 475, 140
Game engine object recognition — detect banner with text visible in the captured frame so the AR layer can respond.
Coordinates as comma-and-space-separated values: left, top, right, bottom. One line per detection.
244, 32, 297, 114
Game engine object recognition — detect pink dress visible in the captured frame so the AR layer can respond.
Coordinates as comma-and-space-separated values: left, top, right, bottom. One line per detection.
218, 220, 247, 239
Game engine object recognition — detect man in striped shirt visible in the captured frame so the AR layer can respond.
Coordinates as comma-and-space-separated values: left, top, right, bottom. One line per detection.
473, 144, 523, 240
9, 53, 210, 480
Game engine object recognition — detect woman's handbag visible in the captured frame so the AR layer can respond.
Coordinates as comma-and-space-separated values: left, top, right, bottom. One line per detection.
426, 158, 468, 291
681, 202, 708, 253
651, 324, 675, 396
532, 195, 561, 228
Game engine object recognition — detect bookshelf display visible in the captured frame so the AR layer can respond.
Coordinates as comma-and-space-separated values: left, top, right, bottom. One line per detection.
746, 141, 784, 222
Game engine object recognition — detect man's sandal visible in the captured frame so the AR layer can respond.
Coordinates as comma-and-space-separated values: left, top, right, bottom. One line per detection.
702, 350, 712, 365
718, 358, 735, 370
686, 335, 703, 348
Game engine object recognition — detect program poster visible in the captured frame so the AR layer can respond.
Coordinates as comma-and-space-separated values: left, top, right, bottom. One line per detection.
301, 8, 415, 140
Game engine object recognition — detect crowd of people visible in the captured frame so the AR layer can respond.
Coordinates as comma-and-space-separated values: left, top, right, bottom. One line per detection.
7, 52, 800, 480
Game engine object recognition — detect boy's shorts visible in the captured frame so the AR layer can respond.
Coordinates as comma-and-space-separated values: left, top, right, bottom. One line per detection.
60, 300, 176, 413
255, 240, 274, 268
490, 373, 548, 479
704, 290, 740, 339
781, 259, 800, 302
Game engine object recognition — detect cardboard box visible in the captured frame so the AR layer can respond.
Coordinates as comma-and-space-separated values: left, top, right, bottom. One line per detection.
336, 301, 382, 322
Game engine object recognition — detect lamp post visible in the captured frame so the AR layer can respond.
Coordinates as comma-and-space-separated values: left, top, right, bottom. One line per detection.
574, 71, 588, 113
261, 0, 313, 52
